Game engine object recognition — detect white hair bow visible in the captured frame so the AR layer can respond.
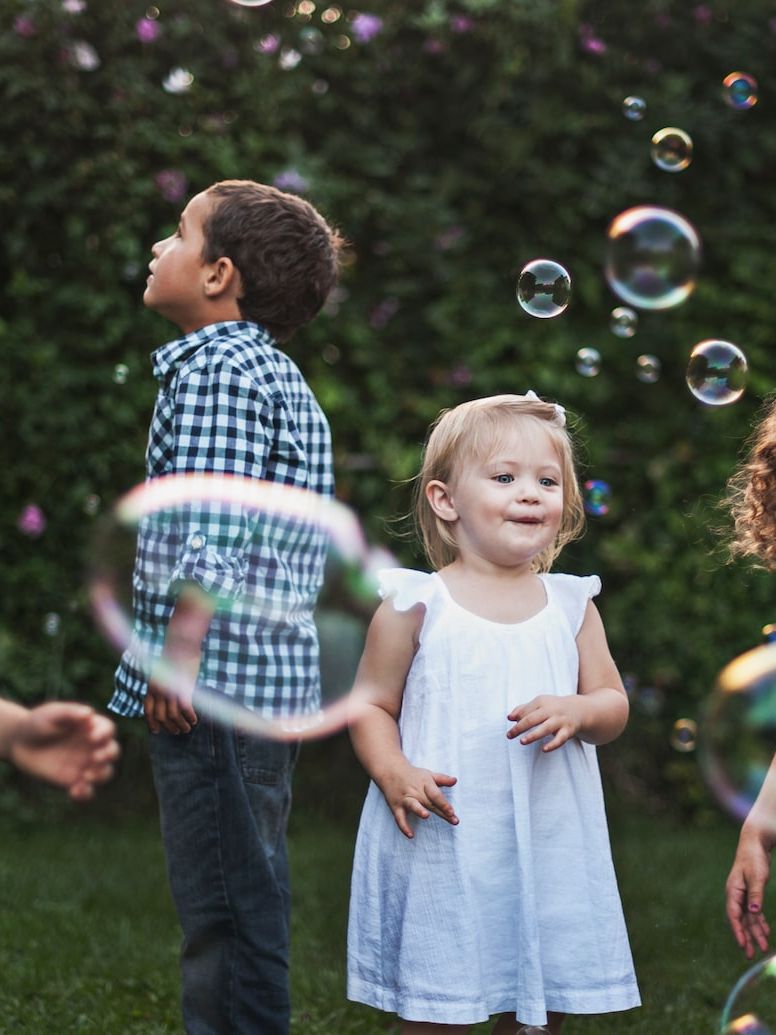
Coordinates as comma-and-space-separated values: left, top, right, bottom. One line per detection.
523, 389, 566, 427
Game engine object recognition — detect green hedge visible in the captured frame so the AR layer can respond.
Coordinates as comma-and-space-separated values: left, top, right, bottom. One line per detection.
2, 0, 775, 814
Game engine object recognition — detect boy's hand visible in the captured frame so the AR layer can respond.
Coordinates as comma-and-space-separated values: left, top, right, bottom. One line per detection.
506, 694, 584, 752
726, 823, 773, 958
145, 584, 214, 735
144, 645, 200, 735
379, 764, 459, 839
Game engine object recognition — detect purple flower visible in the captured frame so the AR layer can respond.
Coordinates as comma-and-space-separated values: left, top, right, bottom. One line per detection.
256, 34, 280, 55
135, 17, 160, 43
693, 4, 713, 24
450, 15, 475, 33
351, 13, 383, 44
581, 34, 607, 55
154, 169, 188, 203
13, 15, 37, 37
17, 504, 46, 538
272, 169, 309, 193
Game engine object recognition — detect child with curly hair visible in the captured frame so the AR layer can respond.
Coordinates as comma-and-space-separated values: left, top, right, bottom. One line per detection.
724, 396, 776, 958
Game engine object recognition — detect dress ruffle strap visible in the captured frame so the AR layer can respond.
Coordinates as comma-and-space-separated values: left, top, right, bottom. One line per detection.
377, 568, 437, 612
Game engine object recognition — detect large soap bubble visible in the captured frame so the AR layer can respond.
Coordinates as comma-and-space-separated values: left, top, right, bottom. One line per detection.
605, 205, 701, 310
698, 643, 776, 827
90, 474, 387, 740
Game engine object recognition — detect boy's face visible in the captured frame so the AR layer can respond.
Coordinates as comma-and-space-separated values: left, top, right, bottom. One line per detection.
144, 190, 215, 332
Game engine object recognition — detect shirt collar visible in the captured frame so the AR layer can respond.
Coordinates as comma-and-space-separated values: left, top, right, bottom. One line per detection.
151, 321, 274, 381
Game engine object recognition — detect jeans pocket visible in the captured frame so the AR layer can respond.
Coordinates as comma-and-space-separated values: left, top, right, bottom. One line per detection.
235, 733, 299, 785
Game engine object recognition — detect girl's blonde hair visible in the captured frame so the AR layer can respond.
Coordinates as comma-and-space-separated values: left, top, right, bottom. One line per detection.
413, 394, 585, 572
726, 396, 776, 569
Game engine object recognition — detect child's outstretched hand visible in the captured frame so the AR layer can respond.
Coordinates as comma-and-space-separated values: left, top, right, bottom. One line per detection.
506, 694, 584, 752
379, 764, 459, 839
726, 822, 773, 958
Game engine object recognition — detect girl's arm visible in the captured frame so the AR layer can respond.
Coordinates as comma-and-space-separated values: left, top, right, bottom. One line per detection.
507, 600, 629, 751
349, 599, 458, 838
725, 754, 776, 957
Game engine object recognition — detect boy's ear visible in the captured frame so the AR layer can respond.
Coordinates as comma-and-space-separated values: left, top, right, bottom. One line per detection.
203, 256, 240, 299
425, 480, 457, 523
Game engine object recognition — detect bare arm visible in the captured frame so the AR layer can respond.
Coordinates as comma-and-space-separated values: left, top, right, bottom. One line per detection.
145, 584, 215, 735
349, 599, 458, 837
507, 600, 629, 751
0, 698, 119, 801
726, 754, 776, 957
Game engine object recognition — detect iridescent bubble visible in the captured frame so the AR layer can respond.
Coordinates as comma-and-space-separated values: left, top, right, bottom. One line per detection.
575, 347, 601, 378
228, 0, 274, 5
610, 306, 638, 338
636, 354, 661, 383
686, 339, 748, 406
583, 479, 610, 517
622, 95, 646, 121
112, 363, 129, 385
719, 952, 776, 1034
670, 718, 697, 753
89, 474, 390, 741
723, 71, 758, 110
516, 259, 571, 319
605, 205, 701, 310
650, 127, 693, 172
163, 67, 194, 94
698, 643, 776, 826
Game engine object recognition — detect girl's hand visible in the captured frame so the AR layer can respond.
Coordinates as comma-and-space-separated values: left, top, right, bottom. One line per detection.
379, 765, 459, 839
506, 694, 585, 752
726, 822, 773, 958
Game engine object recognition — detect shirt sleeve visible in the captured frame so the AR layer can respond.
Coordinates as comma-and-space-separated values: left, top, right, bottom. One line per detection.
167, 359, 273, 601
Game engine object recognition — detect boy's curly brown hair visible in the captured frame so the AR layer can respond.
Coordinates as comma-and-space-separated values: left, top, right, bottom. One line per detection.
726, 396, 776, 570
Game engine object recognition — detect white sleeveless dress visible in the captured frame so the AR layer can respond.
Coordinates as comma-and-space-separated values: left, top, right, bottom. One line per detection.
347, 568, 640, 1027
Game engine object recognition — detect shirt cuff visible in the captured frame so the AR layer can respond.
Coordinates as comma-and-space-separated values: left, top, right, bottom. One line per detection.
168, 531, 247, 601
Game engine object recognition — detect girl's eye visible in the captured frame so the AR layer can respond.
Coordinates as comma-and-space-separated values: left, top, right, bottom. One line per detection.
540, 477, 558, 487
494, 474, 514, 484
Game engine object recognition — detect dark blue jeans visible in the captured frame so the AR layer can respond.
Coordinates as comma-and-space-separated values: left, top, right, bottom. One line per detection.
148, 719, 298, 1035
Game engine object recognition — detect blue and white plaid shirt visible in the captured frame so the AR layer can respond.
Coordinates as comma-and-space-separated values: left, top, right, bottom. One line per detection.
109, 321, 334, 719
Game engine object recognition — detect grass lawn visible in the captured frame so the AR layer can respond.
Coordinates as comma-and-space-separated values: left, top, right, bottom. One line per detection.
0, 736, 766, 1034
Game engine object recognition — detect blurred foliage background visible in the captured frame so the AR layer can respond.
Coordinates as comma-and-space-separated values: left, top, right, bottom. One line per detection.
1, 0, 775, 818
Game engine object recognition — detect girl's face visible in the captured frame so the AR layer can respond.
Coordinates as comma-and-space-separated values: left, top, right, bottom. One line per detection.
433, 420, 565, 571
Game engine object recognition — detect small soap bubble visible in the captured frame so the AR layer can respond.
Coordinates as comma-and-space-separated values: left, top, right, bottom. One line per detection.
112, 363, 129, 385
516, 259, 571, 319
605, 205, 701, 310
719, 951, 776, 1034
163, 67, 194, 94
299, 26, 324, 53
670, 718, 697, 752
636, 354, 661, 383
575, 348, 601, 378
43, 612, 61, 637
723, 71, 758, 110
699, 644, 776, 827
686, 339, 748, 406
583, 479, 610, 517
228, 0, 274, 5
610, 306, 638, 338
651, 127, 693, 172
89, 475, 391, 741
622, 95, 646, 121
